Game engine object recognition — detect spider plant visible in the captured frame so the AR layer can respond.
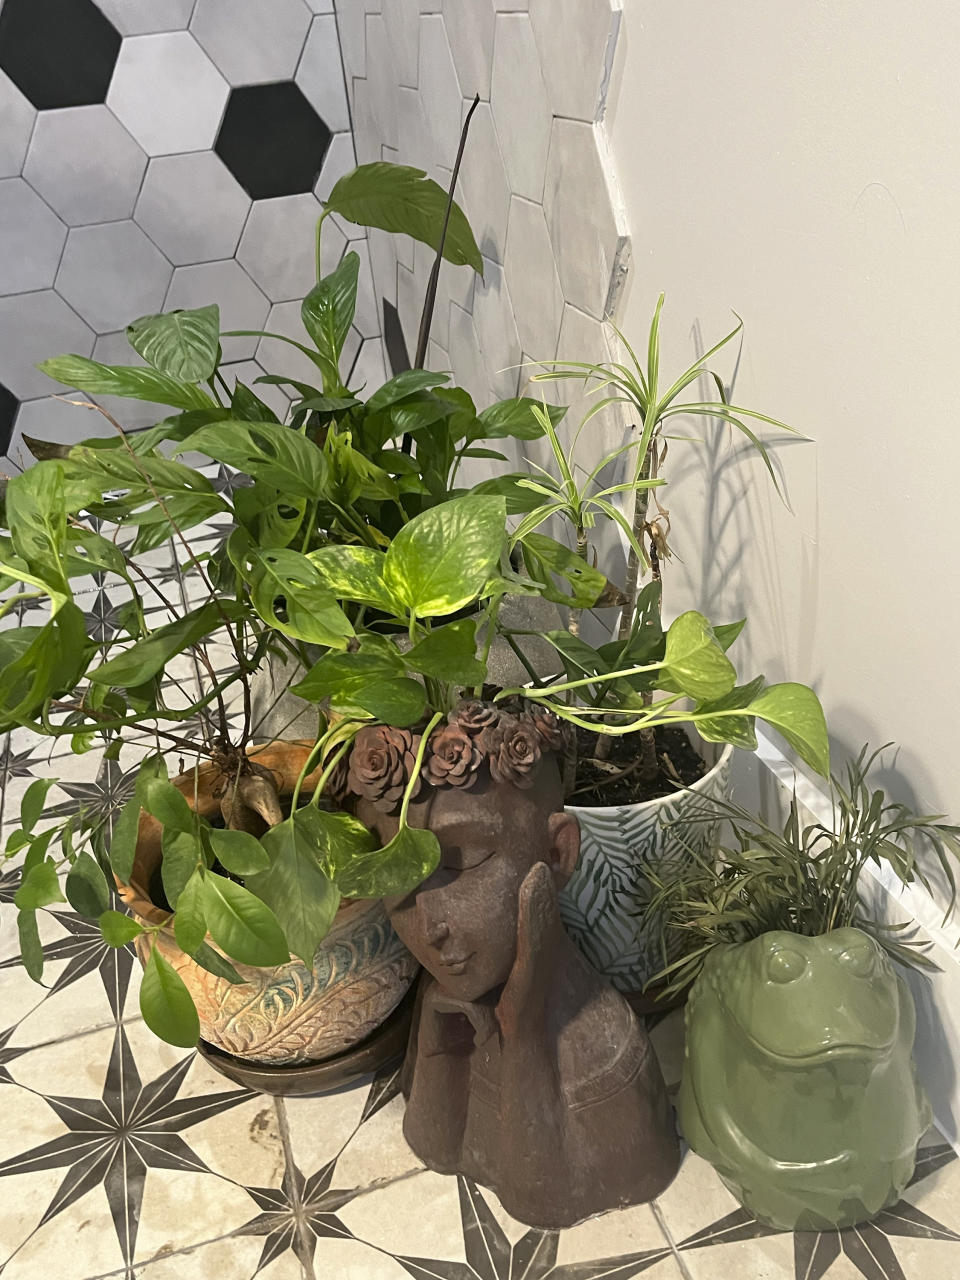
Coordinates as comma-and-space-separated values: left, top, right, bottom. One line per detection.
643, 744, 960, 998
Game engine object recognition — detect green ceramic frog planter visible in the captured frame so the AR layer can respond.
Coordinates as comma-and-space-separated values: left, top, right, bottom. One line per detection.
678, 928, 932, 1230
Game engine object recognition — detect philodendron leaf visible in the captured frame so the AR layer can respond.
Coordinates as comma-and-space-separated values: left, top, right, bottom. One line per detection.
65, 850, 111, 918
336, 823, 441, 900
244, 547, 354, 648
201, 872, 290, 966
384, 494, 506, 617
662, 611, 737, 701
301, 251, 359, 390
127, 305, 220, 383
307, 545, 397, 612
38, 354, 216, 411
520, 533, 613, 610
405, 618, 483, 685
472, 398, 565, 441
693, 676, 766, 752
88, 600, 243, 687
140, 947, 200, 1048
249, 814, 342, 966
99, 910, 145, 948
324, 162, 482, 273
14, 860, 64, 911
207, 828, 270, 876
747, 682, 831, 778
292, 649, 426, 726
179, 422, 328, 501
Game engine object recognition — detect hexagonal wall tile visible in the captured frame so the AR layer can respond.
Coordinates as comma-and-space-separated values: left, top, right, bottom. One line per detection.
490, 12, 552, 202
56, 221, 172, 333
296, 15, 350, 133
442, 0, 495, 100
190, 0, 312, 86
366, 227, 398, 310
314, 132, 356, 202
396, 85, 434, 176
92, 0, 194, 35
472, 258, 522, 401
0, 0, 121, 111
135, 152, 250, 266
383, 0, 421, 89
164, 261, 270, 364
347, 239, 379, 339
336, 3, 367, 91
457, 102, 511, 263
107, 32, 229, 156
417, 16, 462, 170
237, 194, 343, 303
543, 117, 624, 319
503, 195, 563, 361
350, 338, 387, 395
23, 106, 147, 226
216, 83, 332, 201
256, 301, 324, 390
529, 0, 615, 123
447, 302, 492, 416
0, 71, 35, 179
0, 290, 94, 400
363, 15, 400, 153
0, 178, 67, 296
12, 392, 109, 459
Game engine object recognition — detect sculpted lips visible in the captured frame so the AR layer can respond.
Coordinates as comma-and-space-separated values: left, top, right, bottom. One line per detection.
439, 952, 473, 975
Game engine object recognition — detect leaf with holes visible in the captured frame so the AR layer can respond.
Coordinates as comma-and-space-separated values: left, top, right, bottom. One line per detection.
244, 547, 354, 647
127, 305, 220, 383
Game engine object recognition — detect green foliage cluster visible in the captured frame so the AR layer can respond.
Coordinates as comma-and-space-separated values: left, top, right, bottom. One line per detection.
0, 161, 830, 1046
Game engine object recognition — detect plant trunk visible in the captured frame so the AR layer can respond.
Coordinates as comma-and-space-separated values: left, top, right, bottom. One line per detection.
568, 522, 588, 637
637, 531, 663, 783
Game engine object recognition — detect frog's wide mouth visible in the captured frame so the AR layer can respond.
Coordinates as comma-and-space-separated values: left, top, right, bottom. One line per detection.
738, 1025, 896, 1066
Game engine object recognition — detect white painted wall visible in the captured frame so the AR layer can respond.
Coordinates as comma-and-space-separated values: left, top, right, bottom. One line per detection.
607, 0, 960, 1138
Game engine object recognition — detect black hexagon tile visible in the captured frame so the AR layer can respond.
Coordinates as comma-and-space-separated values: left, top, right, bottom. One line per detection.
0, 382, 19, 457
216, 81, 332, 201
0, 0, 121, 110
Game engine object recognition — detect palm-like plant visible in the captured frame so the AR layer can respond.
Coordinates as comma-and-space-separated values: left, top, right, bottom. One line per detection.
643, 744, 960, 997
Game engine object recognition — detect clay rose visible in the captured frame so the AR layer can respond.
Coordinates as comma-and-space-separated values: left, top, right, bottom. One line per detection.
526, 703, 567, 753
347, 725, 421, 809
451, 699, 500, 736
422, 722, 483, 789
481, 714, 542, 789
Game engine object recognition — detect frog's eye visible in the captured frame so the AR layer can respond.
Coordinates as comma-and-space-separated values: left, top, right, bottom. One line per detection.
767, 948, 806, 984
838, 944, 876, 978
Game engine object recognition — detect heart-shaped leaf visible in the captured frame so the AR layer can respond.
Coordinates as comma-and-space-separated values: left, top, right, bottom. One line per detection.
127, 305, 220, 383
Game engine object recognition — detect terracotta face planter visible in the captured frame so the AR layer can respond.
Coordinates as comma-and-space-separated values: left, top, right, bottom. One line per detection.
678, 928, 932, 1230
348, 701, 681, 1229
116, 741, 418, 1066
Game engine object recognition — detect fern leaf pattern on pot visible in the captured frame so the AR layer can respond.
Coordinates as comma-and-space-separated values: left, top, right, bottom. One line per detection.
561, 745, 733, 992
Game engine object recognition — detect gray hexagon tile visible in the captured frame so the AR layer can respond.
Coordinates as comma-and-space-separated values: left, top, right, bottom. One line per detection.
219, 359, 290, 420
490, 12, 552, 202
107, 32, 229, 156
0, 291, 94, 400
256, 300, 325, 389
0, 179, 67, 295
458, 101, 511, 262
363, 15, 400, 152
314, 131, 356, 201
350, 335, 387, 393
396, 85, 434, 176
93, 0, 195, 35
336, 5, 367, 92
367, 227, 397, 310
544, 117, 625, 319
0, 71, 35, 179
164, 261, 269, 363
503, 194, 564, 360
11, 393, 109, 463
23, 106, 147, 226
529, 0, 617, 123
350, 80, 381, 165
305, 0, 334, 10
555, 301, 629, 463
56, 221, 173, 333
472, 257, 522, 401
383, 0, 421, 89
295, 15, 350, 132
238, 193, 343, 302
135, 152, 250, 266
348, 239, 379, 339
418, 15, 463, 168
190, 0, 312, 86
442, 0, 495, 101
447, 301, 489, 408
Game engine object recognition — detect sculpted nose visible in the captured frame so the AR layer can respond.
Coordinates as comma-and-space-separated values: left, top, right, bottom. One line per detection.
425, 919, 450, 947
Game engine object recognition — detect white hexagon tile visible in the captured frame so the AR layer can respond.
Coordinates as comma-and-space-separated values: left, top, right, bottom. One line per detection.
0, 0, 384, 469
336, 0, 632, 464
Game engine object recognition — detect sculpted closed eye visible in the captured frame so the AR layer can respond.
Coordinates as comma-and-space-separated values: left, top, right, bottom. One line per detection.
442, 847, 495, 873
767, 948, 806, 983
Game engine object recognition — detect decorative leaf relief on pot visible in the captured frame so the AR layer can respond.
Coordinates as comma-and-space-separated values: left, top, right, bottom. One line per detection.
559, 753, 732, 991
